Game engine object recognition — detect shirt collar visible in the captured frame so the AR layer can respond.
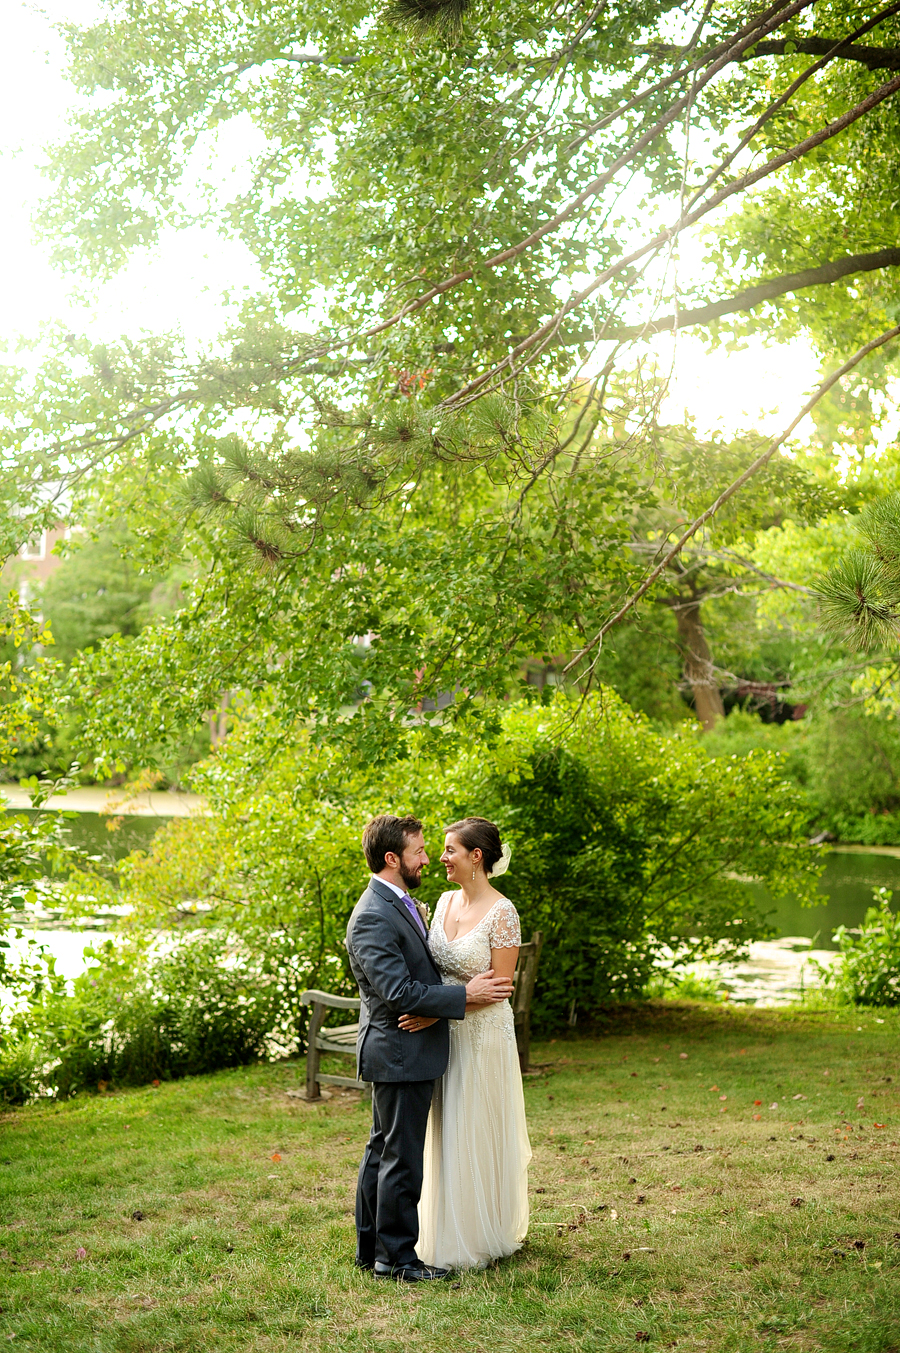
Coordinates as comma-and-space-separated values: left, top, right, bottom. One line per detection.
372, 875, 407, 899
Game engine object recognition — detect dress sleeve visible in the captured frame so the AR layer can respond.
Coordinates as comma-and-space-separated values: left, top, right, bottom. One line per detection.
489, 898, 521, 949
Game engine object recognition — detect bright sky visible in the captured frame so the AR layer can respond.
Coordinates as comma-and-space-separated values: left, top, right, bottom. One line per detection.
2, 0, 824, 441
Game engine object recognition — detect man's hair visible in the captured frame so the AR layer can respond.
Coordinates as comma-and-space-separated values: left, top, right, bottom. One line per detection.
361, 814, 424, 873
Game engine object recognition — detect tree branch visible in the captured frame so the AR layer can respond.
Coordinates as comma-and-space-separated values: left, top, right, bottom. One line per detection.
562, 320, 900, 675
747, 37, 900, 69
445, 67, 900, 409
598, 247, 900, 340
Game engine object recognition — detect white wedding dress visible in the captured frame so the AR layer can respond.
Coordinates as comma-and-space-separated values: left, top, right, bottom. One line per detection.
416, 893, 532, 1270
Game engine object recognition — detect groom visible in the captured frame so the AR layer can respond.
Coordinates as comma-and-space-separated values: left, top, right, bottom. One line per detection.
346, 813, 512, 1281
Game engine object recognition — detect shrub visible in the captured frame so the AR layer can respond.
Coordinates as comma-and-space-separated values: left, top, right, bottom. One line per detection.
811, 888, 900, 1006
644, 971, 724, 1002
440, 693, 822, 1031
32, 932, 287, 1097
804, 711, 900, 836
0, 1035, 44, 1105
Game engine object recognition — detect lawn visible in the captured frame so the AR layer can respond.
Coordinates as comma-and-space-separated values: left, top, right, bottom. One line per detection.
1, 1001, 899, 1352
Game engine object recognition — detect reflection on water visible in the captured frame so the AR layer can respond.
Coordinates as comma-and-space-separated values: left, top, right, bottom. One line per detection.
745, 849, 900, 948
9, 808, 162, 873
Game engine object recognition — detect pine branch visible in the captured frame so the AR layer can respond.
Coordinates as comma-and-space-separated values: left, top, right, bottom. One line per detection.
383, 0, 469, 40
815, 550, 900, 649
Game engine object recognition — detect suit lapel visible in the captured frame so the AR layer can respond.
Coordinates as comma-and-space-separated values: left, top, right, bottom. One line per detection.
369, 878, 432, 951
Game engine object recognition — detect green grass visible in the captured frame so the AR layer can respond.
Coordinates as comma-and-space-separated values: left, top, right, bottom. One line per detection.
2, 1001, 900, 1351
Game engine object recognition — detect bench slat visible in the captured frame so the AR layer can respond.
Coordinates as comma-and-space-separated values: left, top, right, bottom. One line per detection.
316, 1029, 360, 1052
301, 989, 361, 1011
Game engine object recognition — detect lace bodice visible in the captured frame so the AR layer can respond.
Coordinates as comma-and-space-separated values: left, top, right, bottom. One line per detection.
428, 893, 521, 983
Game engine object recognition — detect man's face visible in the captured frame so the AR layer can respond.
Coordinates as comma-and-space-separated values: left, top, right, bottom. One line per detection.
398, 830, 429, 891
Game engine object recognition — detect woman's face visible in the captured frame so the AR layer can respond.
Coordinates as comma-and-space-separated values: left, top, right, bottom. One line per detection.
440, 832, 478, 884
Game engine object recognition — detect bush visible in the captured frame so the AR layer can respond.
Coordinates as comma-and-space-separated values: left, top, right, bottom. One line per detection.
439, 693, 822, 1031
0, 1035, 44, 1105
811, 888, 900, 1006
31, 932, 287, 1097
643, 971, 724, 1002
804, 711, 900, 836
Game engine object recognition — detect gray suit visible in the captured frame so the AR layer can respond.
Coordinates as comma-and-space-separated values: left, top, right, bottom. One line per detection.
346, 877, 467, 1268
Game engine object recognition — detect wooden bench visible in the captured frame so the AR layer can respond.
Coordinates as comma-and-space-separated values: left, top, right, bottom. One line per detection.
300, 930, 543, 1101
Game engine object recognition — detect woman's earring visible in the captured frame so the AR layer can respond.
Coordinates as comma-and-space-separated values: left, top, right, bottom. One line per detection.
472, 866, 476, 881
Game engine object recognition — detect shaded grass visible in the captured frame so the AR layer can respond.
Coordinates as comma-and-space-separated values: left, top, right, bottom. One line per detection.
1, 1001, 900, 1350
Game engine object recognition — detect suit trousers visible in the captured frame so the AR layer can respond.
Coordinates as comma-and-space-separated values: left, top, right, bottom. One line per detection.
355, 1079, 435, 1268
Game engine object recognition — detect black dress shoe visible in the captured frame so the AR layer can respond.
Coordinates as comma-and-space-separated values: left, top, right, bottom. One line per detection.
373, 1261, 450, 1282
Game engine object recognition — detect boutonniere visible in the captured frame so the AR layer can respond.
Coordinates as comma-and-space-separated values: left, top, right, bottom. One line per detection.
414, 899, 431, 929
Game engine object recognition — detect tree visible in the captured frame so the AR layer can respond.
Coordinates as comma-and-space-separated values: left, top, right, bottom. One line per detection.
38, 525, 180, 667
5, 0, 900, 763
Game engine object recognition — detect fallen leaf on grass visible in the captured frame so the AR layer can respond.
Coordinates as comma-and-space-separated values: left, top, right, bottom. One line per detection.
753, 1114, 762, 1121
792, 1094, 806, 1101
769, 1103, 778, 1110
636, 1333, 651, 1343
271, 1153, 281, 1162
789, 1198, 804, 1208
874, 1123, 886, 1129
75, 1248, 86, 1261
857, 1098, 865, 1110
679, 1053, 688, 1060
754, 1100, 762, 1106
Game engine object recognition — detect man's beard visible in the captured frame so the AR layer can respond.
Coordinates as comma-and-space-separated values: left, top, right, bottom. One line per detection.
399, 863, 423, 891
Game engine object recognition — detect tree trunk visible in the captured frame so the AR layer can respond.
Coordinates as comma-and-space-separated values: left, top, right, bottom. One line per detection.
672, 596, 724, 732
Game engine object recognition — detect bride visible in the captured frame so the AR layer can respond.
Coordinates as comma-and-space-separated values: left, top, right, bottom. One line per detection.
399, 816, 532, 1270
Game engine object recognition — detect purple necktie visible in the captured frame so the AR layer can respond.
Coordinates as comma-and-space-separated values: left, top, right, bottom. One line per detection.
400, 893, 427, 938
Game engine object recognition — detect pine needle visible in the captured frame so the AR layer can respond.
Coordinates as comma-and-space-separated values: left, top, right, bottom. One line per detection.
383, 0, 469, 41
815, 550, 900, 650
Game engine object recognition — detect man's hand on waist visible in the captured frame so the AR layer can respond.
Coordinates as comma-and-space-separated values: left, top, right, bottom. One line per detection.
465, 969, 513, 1005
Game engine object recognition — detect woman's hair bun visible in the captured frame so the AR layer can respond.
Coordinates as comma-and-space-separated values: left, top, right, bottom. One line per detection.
443, 816, 503, 875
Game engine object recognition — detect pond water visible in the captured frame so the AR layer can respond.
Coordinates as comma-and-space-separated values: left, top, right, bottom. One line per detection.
747, 848, 900, 948
11, 807, 163, 872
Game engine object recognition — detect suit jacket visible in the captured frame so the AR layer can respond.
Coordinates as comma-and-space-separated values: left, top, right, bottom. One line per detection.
346, 877, 467, 1083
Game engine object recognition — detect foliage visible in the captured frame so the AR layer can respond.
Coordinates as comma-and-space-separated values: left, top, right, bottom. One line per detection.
0, 772, 94, 1020
1, 0, 898, 774
448, 694, 822, 1030
643, 970, 725, 1001
38, 523, 184, 666
0, 594, 57, 765
0, 1035, 44, 1106
812, 888, 900, 1005
21, 932, 288, 1098
72, 690, 822, 1038
803, 710, 900, 842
